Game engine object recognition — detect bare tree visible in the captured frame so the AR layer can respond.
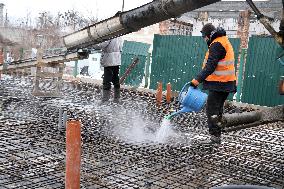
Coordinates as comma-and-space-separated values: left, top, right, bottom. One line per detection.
2, 8, 99, 60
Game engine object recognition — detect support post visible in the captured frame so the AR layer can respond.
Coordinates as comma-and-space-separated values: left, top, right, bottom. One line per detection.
166, 83, 171, 103
236, 48, 246, 102
63, 111, 68, 128
58, 108, 63, 129
73, 60, 78, 77
144, 53, 151, 88
65, 120, 81, 189
156, 82, 163, 106
19, 47, 24, 60
57, 63, 65, 92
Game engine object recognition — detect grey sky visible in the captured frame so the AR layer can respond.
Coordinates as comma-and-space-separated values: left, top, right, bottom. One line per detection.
0, 0, 268, 20
0, 0, 152, 20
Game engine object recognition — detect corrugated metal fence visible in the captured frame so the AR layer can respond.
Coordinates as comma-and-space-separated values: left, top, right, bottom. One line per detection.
149, 35, 207, 91
120, 36, 283, 106
149, 35, 241, 101
120, 40, 151, 86
241, 36, 284, 106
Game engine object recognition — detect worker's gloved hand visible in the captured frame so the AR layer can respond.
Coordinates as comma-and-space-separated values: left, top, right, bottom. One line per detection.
190, 79, 199, 88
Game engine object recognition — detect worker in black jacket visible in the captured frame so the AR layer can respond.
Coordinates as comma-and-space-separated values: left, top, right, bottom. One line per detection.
190, 23, 237, 144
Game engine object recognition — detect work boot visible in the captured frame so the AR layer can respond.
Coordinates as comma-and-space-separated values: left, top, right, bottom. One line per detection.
210, 135, 221, 144
101, 89, 110, 103
113, 88, 121, 103
195, 135, 221, 146
211, 115, 226, 128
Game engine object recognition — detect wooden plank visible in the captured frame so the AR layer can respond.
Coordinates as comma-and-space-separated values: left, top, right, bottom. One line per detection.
36, 72, 63, 78
0, 52, 80, 71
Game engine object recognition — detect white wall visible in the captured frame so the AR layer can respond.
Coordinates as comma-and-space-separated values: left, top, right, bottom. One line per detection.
65, 52, 103, 79
182, 16, 280, 37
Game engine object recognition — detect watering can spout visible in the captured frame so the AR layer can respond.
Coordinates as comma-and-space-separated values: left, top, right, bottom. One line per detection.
164, 112, 178, 120
179, 106, 193, 113
164, 107, 193, 120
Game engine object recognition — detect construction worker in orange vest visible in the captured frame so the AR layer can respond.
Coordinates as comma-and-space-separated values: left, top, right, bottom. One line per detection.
190, 23, 237, 144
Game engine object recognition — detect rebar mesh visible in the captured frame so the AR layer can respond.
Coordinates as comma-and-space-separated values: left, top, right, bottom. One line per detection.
0, 76, 283, 189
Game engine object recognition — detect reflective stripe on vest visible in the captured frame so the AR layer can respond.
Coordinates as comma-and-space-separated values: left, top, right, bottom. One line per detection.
213, 69, 235, 76
217, 60, 235, 66
202, 36, 236, 82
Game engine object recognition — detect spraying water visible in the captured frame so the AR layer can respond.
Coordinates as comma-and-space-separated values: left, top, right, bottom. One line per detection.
155, 83, 208, 143
118, 116, 157, 143
155, 118, 173, 143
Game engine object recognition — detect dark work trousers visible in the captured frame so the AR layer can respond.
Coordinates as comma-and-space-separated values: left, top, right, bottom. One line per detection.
103, 66, 120, 90
206, 90, 229, 137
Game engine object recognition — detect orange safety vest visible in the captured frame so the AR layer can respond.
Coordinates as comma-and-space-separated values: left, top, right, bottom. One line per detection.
202, 36, 236, 82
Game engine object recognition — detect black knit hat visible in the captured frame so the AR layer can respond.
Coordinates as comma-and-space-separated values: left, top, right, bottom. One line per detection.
201, 23, 216, 37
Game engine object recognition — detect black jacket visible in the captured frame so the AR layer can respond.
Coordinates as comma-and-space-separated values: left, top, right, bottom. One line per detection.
196, 28, 236, 93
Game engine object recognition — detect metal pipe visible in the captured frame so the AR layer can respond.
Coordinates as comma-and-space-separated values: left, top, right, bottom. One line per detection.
58, 108, 63, 129
120, 0, 220, 30
63, 111, 68, 128
73, 60, 78, 78
122, 0, 125, 12
65, 120, 81, 189
246, 0, 282, 47
166, 83, 172, 103
119, 57, 139, 84
63, 0, 221, 49
156, 81, 163, 106
245, 0, 262, 18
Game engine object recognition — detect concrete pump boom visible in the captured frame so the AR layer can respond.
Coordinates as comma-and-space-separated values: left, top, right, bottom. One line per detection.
246, 0, 284, 49
63, 0, 284, 50
63, 0, 221, 50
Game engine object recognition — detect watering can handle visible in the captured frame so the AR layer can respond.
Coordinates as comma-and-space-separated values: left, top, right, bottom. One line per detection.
178, 82, 191, 101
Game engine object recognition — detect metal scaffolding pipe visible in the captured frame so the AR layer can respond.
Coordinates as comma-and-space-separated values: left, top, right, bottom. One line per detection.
63, 0, 220, 49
